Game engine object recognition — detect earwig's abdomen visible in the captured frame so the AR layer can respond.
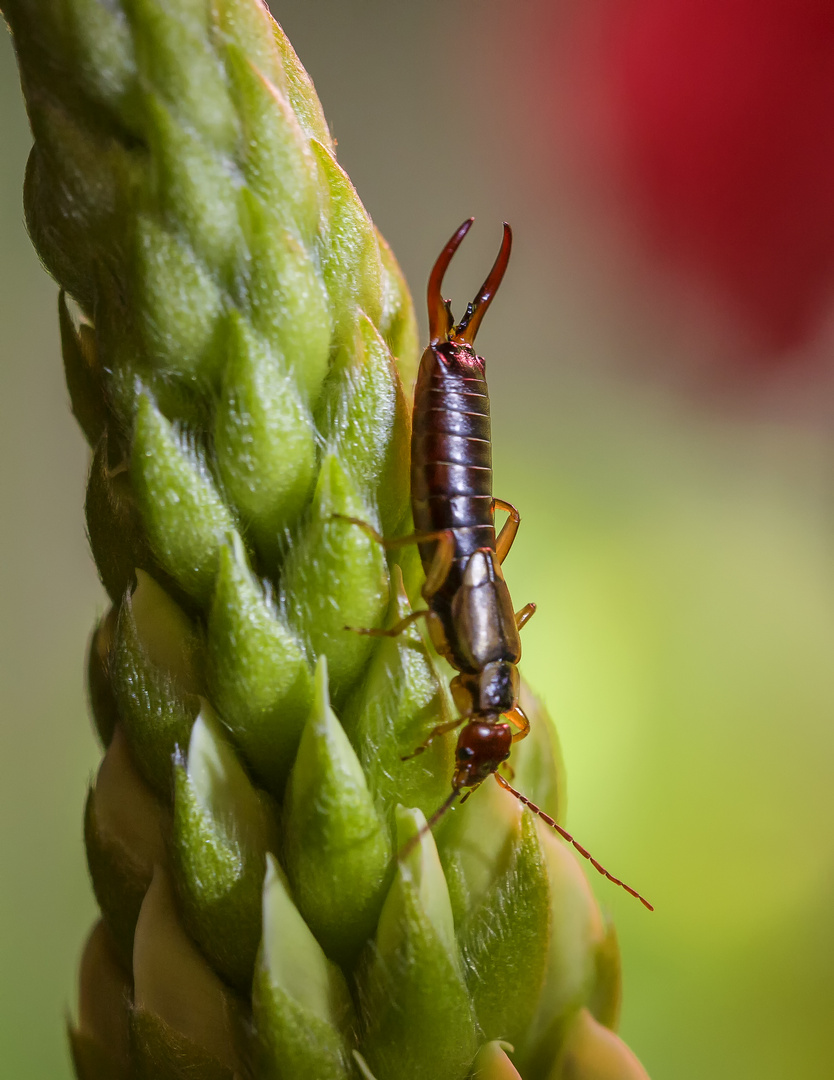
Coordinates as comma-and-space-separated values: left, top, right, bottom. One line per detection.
411, 340, 496, 614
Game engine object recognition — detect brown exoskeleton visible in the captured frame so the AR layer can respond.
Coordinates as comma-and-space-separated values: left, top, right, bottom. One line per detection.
344, 220, 652, 909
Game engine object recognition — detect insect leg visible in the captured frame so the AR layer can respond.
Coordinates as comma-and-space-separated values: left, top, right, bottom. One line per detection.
401, 714, 469, 761
331, 515, 451, 551
505, 704, 530, 743
515, 602, 537, 631
344, 609, 431, 638
493, 498, 521, 563
421, 529, 455, 599
331, 518, 455, 596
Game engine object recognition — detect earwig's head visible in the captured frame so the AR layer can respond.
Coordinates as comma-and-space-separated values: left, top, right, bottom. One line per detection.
428, 219, 513, 347
452, 719, 512, 790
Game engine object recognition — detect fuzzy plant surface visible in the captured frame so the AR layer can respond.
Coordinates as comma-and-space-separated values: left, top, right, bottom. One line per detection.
4, 1, 652, 1078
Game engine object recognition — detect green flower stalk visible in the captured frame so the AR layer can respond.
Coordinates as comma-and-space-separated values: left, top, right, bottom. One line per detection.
4, 1, 651, 1077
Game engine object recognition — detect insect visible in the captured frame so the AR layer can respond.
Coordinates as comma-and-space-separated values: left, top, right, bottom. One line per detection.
344, 219, 652, 910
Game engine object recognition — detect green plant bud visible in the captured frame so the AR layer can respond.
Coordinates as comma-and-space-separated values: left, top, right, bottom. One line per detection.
87, 609, 119, 748
22, 98, 126, 312
60, 292, 108, 447
130, 394, 239, 604
132, 866, 246, 1079
283, 455, 389, 703
86, 434, 146, 604
312, 141, 383, 344
471, 1042, 524, 1080
225, 46, 321, 246
358, 806, 478, 1080
283, 658, 391, 965
144, 94, 240, 285
111, 572, 201, 795
587, 920, 622, 1032
317, 313, 410, 535
134, 217, 226, 385
545, 1009, 649, 1080
214, 314, 317, 561
171, 704, 277, 991
127, 0, 239, 152
129, 570, 203, 686
69, 920, 132, 1080
375, 229, 419, 386
461, 810, 551, 1050
517, 833, 607, 1079
343, 570, 454, 821
268, 20, 333, 150
134, 367, 218, 437
130, 1010, 238, 1080
90, 325, 140, 431
509, 683, 567, 823
64, 0, 141, 132
206, 536, 313, 793
85, 727, 168, 963
437, 775, 521, 925
239, 190, 332, 405
253, 854, 355, 1080
216, 0, 287, 96
438, 692, 563, 940
70, 1030, 128, 1080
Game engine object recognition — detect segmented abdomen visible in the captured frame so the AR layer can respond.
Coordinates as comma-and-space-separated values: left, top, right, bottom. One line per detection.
411, 342, 495, 605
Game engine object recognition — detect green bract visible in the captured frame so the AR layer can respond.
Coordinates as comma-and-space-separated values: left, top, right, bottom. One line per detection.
4, 0, 650, 1076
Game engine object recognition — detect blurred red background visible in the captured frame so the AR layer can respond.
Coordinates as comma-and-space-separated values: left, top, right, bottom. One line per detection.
510, 0, 834, 374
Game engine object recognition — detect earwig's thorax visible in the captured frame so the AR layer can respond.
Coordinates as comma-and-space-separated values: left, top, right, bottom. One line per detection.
478, 659, 519, 714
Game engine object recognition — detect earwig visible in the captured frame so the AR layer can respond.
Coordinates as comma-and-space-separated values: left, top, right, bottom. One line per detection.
344, 220, 652, 911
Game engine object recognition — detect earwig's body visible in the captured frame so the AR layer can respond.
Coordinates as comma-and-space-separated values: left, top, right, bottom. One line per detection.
406, 221, 530, 790
411, 341, 521, 675
343, 220, 652, 909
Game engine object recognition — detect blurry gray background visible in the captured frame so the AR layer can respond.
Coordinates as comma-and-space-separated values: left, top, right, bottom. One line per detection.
3, 1, 834, 1077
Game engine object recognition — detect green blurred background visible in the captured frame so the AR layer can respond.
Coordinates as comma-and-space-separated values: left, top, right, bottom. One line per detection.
3, 2, 834, 1077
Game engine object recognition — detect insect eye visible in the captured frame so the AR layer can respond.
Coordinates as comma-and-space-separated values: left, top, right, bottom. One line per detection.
458, 747, 475, 760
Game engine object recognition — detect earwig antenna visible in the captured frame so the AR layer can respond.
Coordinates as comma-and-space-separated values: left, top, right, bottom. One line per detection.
397, 789, 460, 862
494, 772, 654, 911
428, 218, 474, 345
452, 222, 513, 346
